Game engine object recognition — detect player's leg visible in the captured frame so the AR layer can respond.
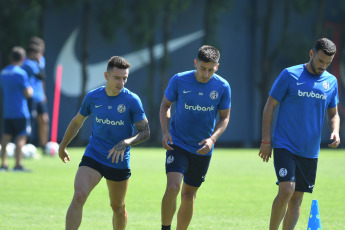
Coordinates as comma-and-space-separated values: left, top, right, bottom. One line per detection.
176, 152, 211, 230
269, 181, 295, 230
106, 179, 129, 230
13, 134, 28, 168
162, 172, 184, 227
12, 118, 31, 170
36, 101, 49, 148
282, 155, 317, 230
162, 145, 188, 229
66, 165, 102, 230
0, 133, 12, 169
282, 191, 304, 230
270, 148, 297, 230
176, 183, 199, 230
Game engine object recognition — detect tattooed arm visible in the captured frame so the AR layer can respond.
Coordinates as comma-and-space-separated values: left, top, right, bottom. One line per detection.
107, 118, 150, 163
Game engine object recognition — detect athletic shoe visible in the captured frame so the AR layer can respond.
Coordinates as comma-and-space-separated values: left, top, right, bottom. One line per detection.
12, 165, 32, 172
0, 165, 9, 172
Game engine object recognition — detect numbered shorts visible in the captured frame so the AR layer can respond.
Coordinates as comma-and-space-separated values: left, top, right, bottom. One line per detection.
79, 156, 131, 181
273, 148, 318, 193
3, 118, 31, 136
165, 144, 211, 187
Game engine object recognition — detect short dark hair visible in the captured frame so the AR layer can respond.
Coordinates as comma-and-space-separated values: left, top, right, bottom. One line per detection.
29, 36, 45, 47
27, 44, 42, 54
314, 38, 336, 56
11, 46, 26, 62
197, 45, 220, 63
107, 56, 130, 72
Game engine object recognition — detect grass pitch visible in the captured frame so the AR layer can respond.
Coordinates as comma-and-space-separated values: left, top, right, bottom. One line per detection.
0, 147, 344, 229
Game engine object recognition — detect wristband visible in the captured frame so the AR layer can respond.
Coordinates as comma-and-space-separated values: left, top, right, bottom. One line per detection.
261, 140, 271, 145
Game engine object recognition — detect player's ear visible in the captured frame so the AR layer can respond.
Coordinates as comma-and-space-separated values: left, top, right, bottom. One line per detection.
194, 59, 198, 68
215, 63, 219, 72
309, 50, 314, 59
104, 72, 109, 80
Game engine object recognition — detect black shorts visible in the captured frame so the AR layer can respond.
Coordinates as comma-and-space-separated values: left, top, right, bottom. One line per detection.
79, 156, 131, 181
165, 144, 211, 187
274, 148, 318, 193
3, 118, 31, 137
28, 99, 48, 116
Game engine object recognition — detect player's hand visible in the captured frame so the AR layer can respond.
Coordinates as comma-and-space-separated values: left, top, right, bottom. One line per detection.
328, 132, 340, 148
59, 147, 70, 163
108, 141, 127, 163
258, 143, 272, 162
196, 138, 213, 155
162, 133, 174, 150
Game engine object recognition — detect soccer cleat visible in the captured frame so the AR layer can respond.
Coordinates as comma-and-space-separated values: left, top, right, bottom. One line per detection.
12, 165, 32, 172
0, 165, 9, 172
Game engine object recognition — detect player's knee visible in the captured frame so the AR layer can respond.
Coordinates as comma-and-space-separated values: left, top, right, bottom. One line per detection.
73, 190, 88, 205
278, 185, 295, 200
289, 193, 303, 207
181, 191, 196, 203
165, 182, 181, 196
110, 202, 126, 216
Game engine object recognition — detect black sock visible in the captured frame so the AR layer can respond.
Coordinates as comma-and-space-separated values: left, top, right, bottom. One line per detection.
162, 225, 171, 230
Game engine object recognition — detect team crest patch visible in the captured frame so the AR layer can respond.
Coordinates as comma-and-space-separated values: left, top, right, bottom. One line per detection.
323, 81, 329, 90
117, 104, 126, 113
210, 91, 218, 100
167, 156, 174, 164
279, 168, 287, 177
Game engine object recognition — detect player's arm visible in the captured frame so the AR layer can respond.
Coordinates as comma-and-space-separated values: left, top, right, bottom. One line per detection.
107, 118, 150, 163
196, 108, 230, 154
160, 95, 174, 150
23, 86, 33, 99
258, 96, 279, 162
327, 106, 340, 148
58, 113, 87, 163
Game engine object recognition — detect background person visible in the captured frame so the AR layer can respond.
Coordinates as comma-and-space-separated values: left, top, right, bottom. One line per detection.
22, 41, 49, 149
258, 38, 340, 230
0, 46, 33, 171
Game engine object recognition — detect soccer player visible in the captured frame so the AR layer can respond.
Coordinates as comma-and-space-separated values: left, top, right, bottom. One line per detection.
160, 45, 231, 230
21, 43, 49, 149
58, 56, 150, 230
258, 38, 340, 230
0, 46, 33, 171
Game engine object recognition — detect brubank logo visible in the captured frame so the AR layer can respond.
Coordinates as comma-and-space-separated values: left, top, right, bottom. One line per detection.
185, 103, 214, 112
298, 90, 326, 100
96, 116, 124, 126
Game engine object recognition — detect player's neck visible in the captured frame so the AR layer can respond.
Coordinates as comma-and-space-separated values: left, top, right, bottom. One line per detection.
105, 87, 120, 97
305, 63, 315, 75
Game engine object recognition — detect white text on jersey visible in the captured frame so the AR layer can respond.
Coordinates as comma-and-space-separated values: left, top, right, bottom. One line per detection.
96, 116, 125, 125
298, 90, 326, 100
185, 103, 215, 111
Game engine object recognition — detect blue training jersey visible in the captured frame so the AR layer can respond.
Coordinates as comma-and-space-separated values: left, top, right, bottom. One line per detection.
79, 86, 146, 169
0, 65, 31, 118
165, 70, 231, 156
270, 64, 339, 158
22, 59, 45, 102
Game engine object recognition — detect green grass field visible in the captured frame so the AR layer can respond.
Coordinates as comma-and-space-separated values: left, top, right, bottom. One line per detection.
0, 147, 344, 229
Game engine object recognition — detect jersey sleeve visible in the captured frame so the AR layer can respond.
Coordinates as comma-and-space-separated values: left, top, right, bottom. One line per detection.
218, 83, 231, 110
164, 74, 178, 102
269, 69, 290, 102
130, 94, 146, 123
328, 79, 339, 108
79, 92, 92, 117
20, 70, 30, 90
